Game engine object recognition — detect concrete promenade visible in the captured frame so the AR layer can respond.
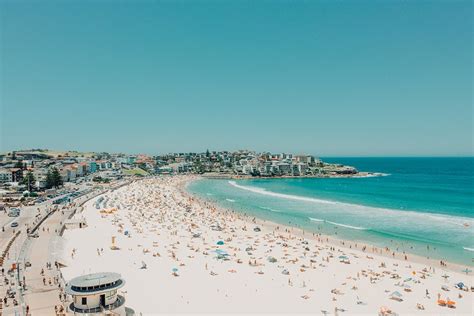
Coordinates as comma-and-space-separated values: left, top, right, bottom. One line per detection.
0, 188, 103, 316
5, 180, 133, 316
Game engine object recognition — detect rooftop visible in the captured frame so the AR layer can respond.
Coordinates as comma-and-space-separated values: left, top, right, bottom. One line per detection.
66, 272, 125, 294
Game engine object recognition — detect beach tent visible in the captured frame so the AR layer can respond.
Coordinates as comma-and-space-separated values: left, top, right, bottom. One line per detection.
390, 291, 403, 301
214, 249, 229, 260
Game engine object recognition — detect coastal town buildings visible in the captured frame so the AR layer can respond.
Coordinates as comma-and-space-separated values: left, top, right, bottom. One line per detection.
154, 150, 357, 177
0, 149, 361, 208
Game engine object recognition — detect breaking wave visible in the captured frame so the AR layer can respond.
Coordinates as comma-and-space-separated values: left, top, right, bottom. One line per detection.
309, 217, 367, 230
259, 206, 282, 213
228, 181, 474, 228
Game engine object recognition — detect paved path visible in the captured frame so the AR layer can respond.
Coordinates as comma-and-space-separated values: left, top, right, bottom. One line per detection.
21, 206, 73, 316
0, 189, 102, 316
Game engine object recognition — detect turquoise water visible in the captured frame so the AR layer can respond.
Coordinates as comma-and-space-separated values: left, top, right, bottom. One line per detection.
187, 158, 474, 266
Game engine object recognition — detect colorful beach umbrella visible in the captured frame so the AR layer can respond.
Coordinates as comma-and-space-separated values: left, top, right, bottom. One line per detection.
390, 291, 402, 297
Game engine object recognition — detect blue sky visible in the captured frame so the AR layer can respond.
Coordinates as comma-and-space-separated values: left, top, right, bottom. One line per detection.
1, 0, 472, 156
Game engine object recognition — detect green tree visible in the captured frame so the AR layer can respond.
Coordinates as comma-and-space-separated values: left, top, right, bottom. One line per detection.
51, 167, 63, 188
45, 169, 54, 189
14, 159, 24, 169
21, 171, 36, 191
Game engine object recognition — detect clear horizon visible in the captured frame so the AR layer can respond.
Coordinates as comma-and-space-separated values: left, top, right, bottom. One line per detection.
1, 1, 472, 156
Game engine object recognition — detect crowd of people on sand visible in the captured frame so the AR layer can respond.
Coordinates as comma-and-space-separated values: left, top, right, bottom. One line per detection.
62, 176, 473, 314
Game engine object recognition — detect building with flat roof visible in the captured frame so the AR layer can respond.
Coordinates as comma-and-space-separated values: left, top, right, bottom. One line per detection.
65, 272, 126, 314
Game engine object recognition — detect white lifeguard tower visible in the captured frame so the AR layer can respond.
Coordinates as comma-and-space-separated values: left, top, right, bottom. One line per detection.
65, 272, 126, 314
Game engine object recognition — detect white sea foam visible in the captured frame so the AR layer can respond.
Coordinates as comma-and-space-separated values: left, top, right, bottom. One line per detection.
228, 181, 336, 205
309, 217, 324, 222
259, 206, 282, 213
308, 217, 366, 230
225, 198, 236, 203
463, 247, 474, 252
325, 220, 367, 230
228, 181, 474, 229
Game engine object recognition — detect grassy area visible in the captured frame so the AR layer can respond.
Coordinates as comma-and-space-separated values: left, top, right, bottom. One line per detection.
123, 168, 149, 176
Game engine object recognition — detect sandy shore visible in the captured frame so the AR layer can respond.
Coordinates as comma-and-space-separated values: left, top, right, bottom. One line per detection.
59, 176, 474, 315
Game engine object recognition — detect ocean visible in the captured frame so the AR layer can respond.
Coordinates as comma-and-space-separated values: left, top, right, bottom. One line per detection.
187, 157, 474, 266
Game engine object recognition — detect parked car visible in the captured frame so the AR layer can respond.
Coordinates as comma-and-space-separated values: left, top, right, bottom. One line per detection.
8, 208, 20, 217
10, 222, 18, 228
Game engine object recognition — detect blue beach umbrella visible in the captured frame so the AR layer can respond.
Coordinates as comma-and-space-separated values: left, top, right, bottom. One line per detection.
390, 291, 403, 298
172, 268, 178, 272
217, 240, 224, 245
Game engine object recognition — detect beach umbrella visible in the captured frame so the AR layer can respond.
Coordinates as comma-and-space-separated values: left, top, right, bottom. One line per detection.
389, 291, 404, 302
461, 268, 472, 274
172, 267, 178, 272
217, 240, 224, 245
267, 256, 277, 263
339, 255, 349, 260
282, 269, 290, 275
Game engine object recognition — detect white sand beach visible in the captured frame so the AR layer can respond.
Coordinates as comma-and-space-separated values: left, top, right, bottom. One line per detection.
59, 176, 474, 315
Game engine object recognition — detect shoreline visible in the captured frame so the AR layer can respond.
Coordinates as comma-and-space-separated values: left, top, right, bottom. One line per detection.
59, 175, 474, 314
200, 171, 388, 180
183, 176, 473, 273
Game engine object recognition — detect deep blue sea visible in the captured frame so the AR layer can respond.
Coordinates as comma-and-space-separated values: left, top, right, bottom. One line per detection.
188, 157, 474, 266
